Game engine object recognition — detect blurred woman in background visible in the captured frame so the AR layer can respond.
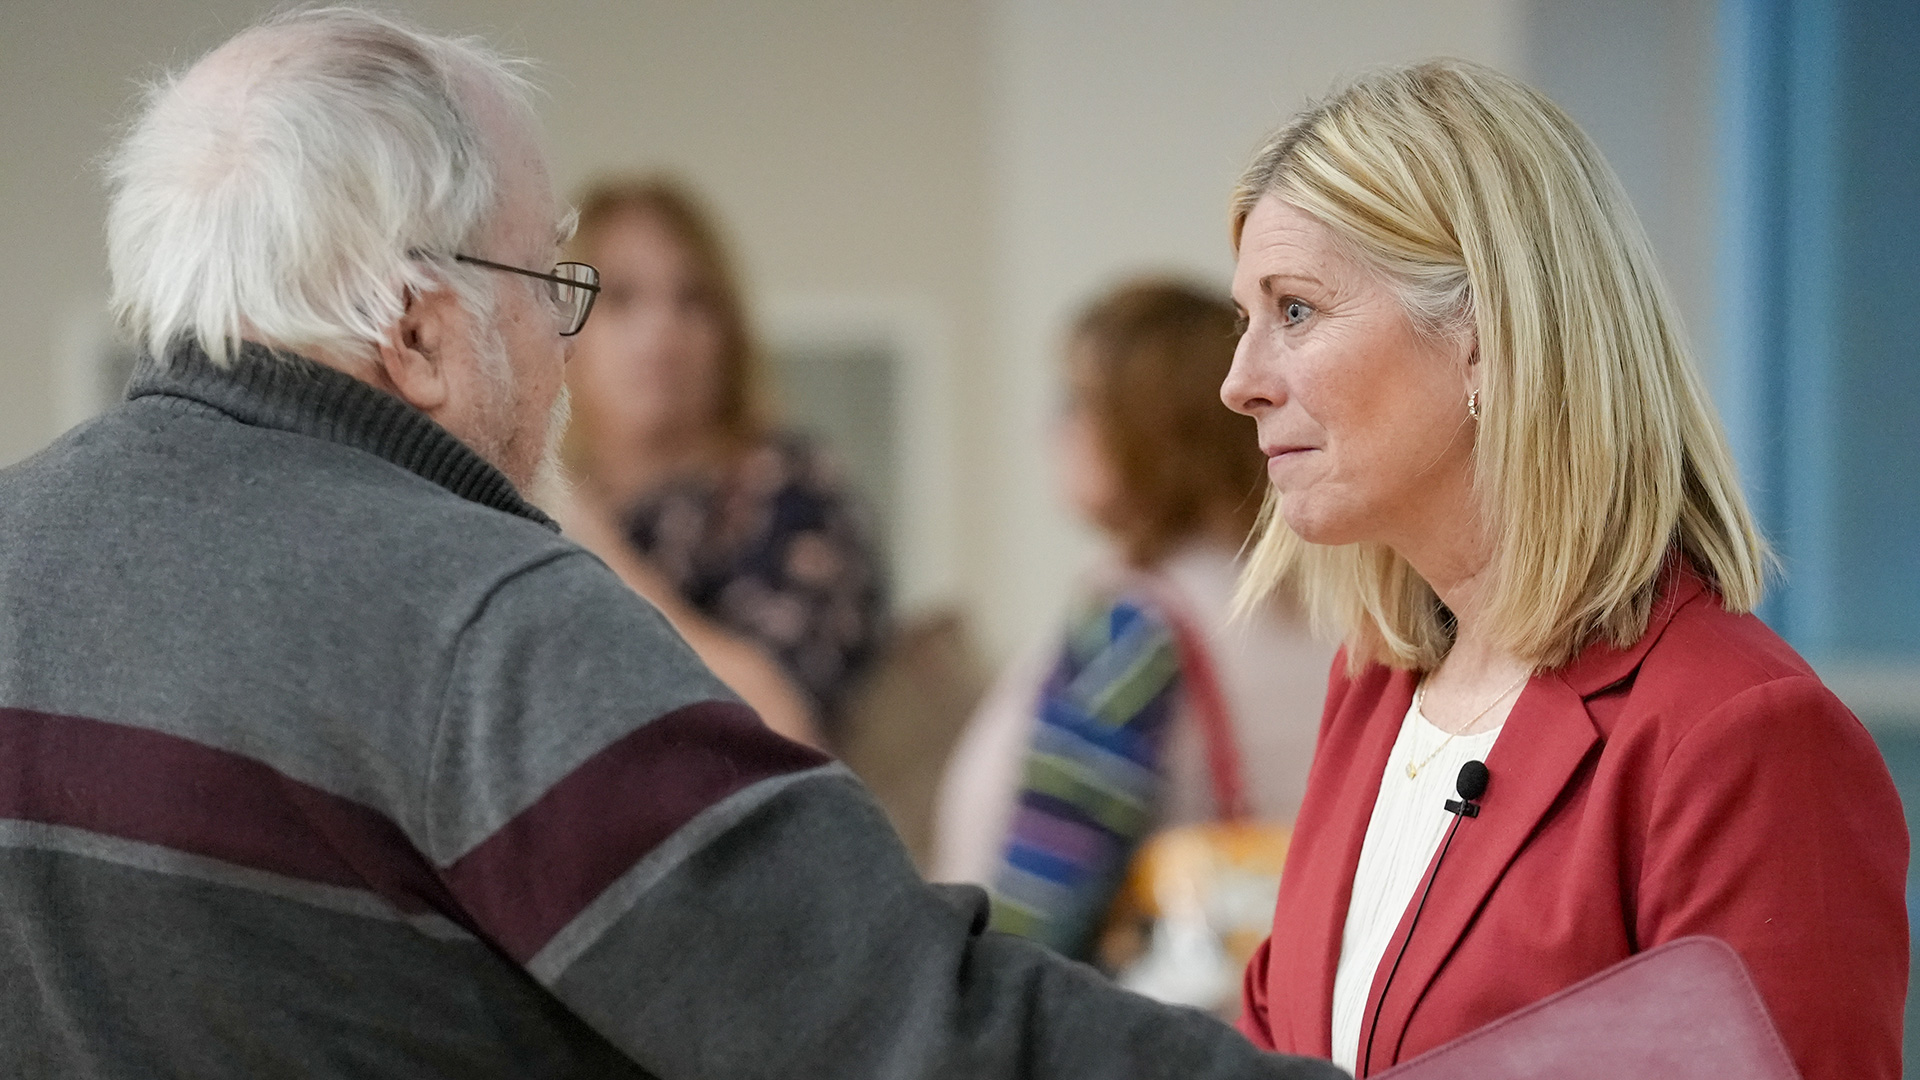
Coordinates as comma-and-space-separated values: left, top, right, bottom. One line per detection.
933, 278, 1333, 964
555, 176, 887, 749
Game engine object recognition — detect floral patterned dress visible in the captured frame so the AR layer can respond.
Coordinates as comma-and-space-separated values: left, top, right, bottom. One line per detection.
621, 432, 888, 739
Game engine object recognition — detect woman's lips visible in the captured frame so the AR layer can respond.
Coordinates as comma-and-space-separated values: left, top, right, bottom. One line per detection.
1263, 445, 1317, 482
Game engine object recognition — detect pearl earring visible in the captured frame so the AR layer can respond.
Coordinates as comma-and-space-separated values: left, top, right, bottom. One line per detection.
1467, 390, 1480, 421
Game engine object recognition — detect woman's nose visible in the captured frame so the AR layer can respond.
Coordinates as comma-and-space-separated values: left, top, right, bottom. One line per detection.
1221, 339, 1275, 416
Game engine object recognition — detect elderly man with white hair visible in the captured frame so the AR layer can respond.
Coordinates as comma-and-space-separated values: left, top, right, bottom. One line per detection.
0, 8, 1345, 1080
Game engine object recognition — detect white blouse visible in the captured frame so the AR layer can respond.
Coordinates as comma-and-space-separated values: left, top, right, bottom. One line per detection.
1328, 697, 1503, 1074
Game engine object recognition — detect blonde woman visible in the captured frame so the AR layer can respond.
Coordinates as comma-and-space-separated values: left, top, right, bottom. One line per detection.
1223, 62, 1906, 1079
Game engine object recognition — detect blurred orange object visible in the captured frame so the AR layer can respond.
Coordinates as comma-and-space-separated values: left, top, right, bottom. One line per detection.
1101, 822, 1292, 1016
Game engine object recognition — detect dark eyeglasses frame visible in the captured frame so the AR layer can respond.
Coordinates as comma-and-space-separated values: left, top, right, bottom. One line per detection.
449, 253, 601, 336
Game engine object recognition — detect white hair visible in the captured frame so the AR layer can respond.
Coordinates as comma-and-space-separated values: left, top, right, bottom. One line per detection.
106, 5, 540, 367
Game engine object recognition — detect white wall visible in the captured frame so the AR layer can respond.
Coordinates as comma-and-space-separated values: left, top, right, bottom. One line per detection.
0, 0, 1722, 668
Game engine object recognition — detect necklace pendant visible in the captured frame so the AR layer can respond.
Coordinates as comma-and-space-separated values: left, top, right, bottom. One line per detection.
1406, 762, 1419, 779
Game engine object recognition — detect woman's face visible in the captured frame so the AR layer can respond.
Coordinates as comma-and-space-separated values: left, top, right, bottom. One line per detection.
569, 209, 726, 444
1221, 195, 1478, 551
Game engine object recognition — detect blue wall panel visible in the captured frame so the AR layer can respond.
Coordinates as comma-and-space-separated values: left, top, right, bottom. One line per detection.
1831, 0, 1920, 658
1720, 0, 1920, 663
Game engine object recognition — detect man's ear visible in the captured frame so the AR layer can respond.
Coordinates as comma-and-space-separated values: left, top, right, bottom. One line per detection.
371, 283, 457, 412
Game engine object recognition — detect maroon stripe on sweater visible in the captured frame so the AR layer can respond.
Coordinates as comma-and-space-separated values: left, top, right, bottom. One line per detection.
0, 701, 828, 963
442, 699, 830, 963
0, 706, 473, 931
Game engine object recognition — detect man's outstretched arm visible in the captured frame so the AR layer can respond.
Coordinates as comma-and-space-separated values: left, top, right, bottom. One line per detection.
425, 550, 1348, 1080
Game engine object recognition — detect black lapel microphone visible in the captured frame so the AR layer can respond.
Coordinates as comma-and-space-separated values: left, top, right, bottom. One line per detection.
1444, 759, 1490, 817
1358, 760, 1491, 1078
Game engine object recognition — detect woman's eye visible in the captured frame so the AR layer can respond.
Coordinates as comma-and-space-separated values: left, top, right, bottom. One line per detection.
1232, 311, 1250, 336
1281, 299, 1313, 326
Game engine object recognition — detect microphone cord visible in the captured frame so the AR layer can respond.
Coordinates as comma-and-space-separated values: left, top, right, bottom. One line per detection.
1358, 807, 1468, 1078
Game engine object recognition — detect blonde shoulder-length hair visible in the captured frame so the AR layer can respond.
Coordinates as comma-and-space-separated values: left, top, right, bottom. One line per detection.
1233, 59, 1768, 673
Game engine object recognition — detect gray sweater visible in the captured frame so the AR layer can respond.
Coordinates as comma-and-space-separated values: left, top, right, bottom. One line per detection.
0, 343, 1346, 1080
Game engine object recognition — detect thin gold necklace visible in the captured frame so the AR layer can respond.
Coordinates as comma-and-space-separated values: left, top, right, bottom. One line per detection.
1406, 671, 1529, 779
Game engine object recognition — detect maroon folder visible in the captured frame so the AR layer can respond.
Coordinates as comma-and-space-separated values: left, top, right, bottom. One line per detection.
1375, 936, 1801, 1079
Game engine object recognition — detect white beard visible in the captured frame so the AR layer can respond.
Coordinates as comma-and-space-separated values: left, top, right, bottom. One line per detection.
530, 383, 571, 497
465, 318, 523, 485
459, 288, 570, 497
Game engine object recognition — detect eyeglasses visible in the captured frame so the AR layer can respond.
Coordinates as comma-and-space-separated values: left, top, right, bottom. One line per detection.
450, 254, 601, 336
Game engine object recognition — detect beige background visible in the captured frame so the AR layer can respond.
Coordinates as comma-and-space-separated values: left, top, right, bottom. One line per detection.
0, 0, 1717, 663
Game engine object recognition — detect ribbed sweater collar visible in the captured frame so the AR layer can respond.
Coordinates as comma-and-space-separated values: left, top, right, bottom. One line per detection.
126, 342, 557, 531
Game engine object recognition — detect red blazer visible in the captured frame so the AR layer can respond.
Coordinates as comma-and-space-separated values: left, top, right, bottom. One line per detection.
1238, 568, 1909, 1079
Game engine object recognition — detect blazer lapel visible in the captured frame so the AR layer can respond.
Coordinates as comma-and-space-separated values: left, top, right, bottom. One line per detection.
1355, 674, 1599, 1074
1356, 566, 1709, 1074
1282, 666, 1416, 1058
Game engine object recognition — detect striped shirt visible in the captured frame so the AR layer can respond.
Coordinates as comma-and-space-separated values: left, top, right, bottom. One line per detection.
991, 596, 1181, 957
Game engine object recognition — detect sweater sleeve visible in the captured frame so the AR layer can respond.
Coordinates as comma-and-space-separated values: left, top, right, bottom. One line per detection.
1636, 675, 1909, 1080
425, 551, 1347, 1080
